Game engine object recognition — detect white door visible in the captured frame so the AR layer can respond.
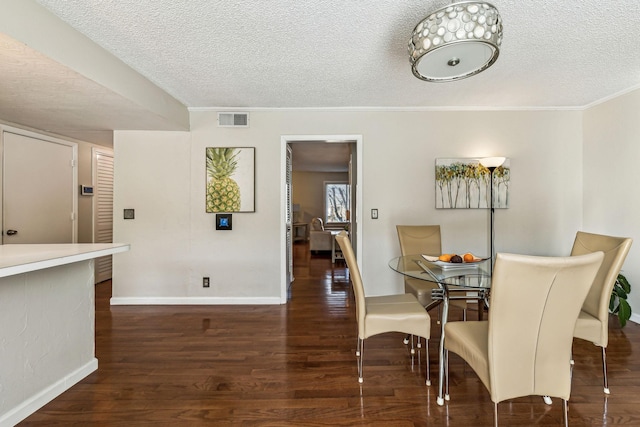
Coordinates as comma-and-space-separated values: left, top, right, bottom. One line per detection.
2, 131, 77, 244
93, 148, 114, 282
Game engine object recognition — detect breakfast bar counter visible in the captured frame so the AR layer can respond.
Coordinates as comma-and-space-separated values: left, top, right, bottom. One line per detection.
0, 243, 130, 426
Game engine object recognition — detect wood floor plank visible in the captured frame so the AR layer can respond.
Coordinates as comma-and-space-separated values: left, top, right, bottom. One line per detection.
18, 242, 640, 426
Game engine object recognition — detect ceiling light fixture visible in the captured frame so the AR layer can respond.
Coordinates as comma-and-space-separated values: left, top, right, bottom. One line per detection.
408, 1, 503, 82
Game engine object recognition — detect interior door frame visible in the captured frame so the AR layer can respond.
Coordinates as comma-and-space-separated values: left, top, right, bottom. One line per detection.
280, 134, 363, 303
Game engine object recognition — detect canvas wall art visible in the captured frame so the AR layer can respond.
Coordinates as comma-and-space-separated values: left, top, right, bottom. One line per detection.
206, 147, 255, 213
435, 158, 510, 209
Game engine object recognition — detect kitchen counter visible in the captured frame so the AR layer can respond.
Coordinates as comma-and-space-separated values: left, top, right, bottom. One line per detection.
0, 243, 130, 426
0, 243, 129, 277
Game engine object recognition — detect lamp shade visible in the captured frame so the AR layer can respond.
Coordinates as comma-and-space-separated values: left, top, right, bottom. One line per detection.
480, 156, 506, 168
409, 1, 503, 82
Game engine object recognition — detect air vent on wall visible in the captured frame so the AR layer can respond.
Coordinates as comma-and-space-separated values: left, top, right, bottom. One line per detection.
218, 112, 249, 127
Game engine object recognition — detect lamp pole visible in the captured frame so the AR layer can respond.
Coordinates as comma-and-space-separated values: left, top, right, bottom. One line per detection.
480, 157, 506, 274
488, 166, 497, 274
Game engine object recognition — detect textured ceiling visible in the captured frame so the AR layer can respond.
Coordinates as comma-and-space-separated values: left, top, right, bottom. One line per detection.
31, 0, 640, 109
3, 0, 640, 150
291, 142, 352, 172
0, 33, 183, 145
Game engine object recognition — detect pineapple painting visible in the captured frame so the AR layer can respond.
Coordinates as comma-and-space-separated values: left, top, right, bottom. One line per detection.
206, 147, 255, 213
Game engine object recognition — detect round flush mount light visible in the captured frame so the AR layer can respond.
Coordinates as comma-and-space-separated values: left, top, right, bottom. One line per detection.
408, 1, 503, 82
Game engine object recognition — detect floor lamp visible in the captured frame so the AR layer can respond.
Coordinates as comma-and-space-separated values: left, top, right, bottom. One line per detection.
480, 157, 506, 274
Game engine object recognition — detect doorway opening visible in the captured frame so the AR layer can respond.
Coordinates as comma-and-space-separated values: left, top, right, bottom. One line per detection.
281, 135, 363, 303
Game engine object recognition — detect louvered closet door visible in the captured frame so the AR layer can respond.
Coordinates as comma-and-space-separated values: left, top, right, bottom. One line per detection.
93, 148, 114, 283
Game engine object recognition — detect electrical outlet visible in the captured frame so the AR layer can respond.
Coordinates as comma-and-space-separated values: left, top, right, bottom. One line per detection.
203, 277, 210, 288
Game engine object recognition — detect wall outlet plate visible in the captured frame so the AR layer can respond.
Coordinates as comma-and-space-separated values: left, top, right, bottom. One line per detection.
124, 209, 135, 220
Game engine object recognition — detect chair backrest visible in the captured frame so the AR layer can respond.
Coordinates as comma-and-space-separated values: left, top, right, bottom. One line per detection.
487, 251, 604, 403
310, 217, 324, 231
570, 231, 633, 324
396, 225, 442, 256
335, 231, 366, 335
397, 226, 442, 282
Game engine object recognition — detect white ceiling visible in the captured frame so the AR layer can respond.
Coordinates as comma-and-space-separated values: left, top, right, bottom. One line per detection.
32, 0, 640, 109
291, 142, 352, 172
3, 0, 640, 149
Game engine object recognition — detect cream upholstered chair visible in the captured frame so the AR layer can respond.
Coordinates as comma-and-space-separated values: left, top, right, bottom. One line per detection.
444, 252, 604, 426
396, 225, 467, 316
571, 231, 632, 394
309, 217, 333, 252
335, 231, 431, 385
396, 225, 442, 310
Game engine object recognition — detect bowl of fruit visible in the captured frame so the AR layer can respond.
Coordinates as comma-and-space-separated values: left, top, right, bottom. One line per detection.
422, 253, 487, 268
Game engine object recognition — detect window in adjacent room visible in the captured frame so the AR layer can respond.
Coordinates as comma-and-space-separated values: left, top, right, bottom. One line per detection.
324, 181, 350, 225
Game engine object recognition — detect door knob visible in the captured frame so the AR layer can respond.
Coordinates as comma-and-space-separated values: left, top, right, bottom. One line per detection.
6, 230, 17, 235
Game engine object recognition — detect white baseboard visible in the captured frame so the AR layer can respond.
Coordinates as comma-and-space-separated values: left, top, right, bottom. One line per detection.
628, 312, 640, 325
110, 296, 282, 305
0, 358, 98, 427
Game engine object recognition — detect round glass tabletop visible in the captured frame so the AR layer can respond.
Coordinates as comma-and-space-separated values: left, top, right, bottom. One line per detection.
389, 254, 491, 289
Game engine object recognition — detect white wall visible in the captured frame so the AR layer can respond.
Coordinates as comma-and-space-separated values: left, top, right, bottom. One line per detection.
0, 260, 97, 426
113, 109, 584, 301
583, 89, 640, 321
112, 131, 193, 301
292, 171, 349, 224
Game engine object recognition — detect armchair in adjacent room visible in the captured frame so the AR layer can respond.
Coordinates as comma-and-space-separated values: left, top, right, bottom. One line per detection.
309, 217, 333, 252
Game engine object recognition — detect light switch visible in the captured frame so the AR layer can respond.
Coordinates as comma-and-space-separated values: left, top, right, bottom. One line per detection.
371, 209, 378, 219
123, 209, 135, 220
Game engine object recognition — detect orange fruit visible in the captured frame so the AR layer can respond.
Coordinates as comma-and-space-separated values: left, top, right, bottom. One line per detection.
463, 253, 475, 262
438, 254, 453, 262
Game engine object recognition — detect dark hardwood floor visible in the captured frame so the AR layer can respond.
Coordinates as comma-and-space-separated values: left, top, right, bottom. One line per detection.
20, 242, 640, 426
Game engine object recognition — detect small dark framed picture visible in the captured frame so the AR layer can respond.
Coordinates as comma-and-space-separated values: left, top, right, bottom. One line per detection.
216, 214, 232, 230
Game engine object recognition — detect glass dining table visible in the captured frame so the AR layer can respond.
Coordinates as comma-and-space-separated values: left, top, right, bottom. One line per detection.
388, 254, 491, 405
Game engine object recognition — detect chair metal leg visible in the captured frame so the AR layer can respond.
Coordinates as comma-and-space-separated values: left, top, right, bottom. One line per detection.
493, 402, 498, 427
602, 346, 610, 394
403, 333, 421, 349
437, 348, 448, 405
562, 399, 568, 427
357, 338, 364, 383
445, 348, 449, 400
410, 334, 416, 354
355, 336, 361, 357
425, 339, 431, 386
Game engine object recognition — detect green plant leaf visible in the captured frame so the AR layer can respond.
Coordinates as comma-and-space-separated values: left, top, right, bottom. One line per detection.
618, 274, 631, 294
618, 299, 632, 328
615, 286, 628, 300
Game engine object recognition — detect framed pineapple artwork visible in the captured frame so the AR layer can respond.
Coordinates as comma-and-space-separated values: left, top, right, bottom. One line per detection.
206, 147, 255, 213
